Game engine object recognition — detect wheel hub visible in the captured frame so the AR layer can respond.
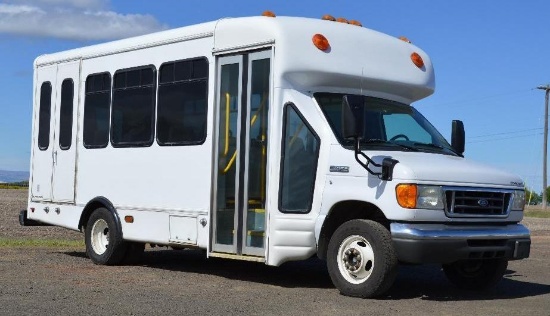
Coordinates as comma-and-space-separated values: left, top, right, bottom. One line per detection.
343, 248, 362, 271
337, 235, 375, 284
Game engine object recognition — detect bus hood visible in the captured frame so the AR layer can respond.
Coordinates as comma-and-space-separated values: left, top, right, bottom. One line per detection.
382, 152, 523, 188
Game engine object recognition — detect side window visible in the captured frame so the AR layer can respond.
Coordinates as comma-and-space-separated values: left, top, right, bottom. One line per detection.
111, 66, 156, 147
59, 79, 74, 150
279, 104, 320, 213
157, 58, 208, 146
37, 82, 52, 150
83, 73, 111, 148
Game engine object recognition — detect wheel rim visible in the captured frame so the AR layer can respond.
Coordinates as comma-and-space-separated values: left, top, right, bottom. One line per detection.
90, 219, 109, 255
337, 235, 375, 284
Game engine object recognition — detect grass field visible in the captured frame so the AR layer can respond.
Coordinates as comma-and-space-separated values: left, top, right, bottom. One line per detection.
524, 209, 550, 219
0, 238, 84, 248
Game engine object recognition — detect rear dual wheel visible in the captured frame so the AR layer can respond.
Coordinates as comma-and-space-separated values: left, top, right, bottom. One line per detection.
85, 207, 144, 265
327, 219, 398, 298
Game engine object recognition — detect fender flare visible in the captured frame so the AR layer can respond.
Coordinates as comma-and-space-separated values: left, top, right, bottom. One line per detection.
79, 197, 123, 238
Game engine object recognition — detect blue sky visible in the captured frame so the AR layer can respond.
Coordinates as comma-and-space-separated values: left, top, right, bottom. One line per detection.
1, 0, 549, 192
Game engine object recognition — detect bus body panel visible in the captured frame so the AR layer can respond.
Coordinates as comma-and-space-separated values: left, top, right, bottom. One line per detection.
25, 16, 528, 272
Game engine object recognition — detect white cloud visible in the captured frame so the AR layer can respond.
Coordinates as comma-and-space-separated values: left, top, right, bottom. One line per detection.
0, 2, 167, 41
5, 0, 108, 10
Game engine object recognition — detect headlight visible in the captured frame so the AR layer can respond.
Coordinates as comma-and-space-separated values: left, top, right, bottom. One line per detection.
396, 184, 445, 210
511, 190, 525, 211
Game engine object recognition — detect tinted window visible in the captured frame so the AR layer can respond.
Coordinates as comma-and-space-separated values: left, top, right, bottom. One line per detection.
111, 66, 156, 147
83, 73, 111, 148
157, 58, 208, 146
38, 82, 52, 150
59, 79, 74, 150
279, 105, 320, 213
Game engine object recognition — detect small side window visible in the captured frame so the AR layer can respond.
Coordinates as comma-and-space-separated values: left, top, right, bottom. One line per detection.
38, 82, 52, 150
157, 57, 208, 146
59, 79, 74, 150
279, 104, 320, 213
83, 72, 111, 148
111, 66, 156, 147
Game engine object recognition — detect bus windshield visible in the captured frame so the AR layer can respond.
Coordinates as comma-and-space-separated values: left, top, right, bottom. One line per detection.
315, 93, 458, 156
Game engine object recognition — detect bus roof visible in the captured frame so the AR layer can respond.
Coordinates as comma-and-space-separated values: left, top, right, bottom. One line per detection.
35, 16, 435, 102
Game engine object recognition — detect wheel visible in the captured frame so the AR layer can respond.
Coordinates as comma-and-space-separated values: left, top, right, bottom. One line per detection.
85, 207, 128, 265
442, 259, 508, 290
327, 219, 398, 298
390, 134, 409, 141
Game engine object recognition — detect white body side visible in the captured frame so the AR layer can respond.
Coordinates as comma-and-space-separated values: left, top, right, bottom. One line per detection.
27, 16, 526, 267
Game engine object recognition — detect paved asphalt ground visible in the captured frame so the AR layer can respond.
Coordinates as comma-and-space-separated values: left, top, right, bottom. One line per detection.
1, 189, 550, 315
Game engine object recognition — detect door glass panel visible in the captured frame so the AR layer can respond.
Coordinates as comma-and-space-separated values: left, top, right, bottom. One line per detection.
245, 58, 270, 249
59, 79, 74, 150
38, 82, 52, 150
216, 63, 240, 246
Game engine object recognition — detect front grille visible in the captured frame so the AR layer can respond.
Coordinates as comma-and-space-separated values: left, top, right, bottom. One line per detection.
444, 188, 512, 218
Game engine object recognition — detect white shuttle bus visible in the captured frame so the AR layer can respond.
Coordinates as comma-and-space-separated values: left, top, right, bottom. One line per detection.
21, 14, 531, 298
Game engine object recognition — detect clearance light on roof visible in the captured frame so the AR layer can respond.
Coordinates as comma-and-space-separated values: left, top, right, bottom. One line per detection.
312, 34, 330, 51
411, 52, 424, 68
262, 10, 276, 17
322, 14, 336, 21
336, 17, 349, 24
349, 20, 363, 27
399, 36, 412, 44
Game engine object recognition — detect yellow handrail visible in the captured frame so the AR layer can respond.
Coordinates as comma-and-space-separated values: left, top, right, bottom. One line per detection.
222, 94, 268, 174
224, 92, 230, 156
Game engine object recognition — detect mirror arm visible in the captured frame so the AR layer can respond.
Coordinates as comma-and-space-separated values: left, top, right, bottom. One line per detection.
353, 138, 398, 181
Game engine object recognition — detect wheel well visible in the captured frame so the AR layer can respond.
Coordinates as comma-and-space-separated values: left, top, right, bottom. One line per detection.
79, 197, 119, 233
317, 200, 389, 260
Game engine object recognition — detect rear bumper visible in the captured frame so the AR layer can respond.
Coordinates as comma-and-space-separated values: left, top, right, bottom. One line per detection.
19, 210, 51, 226
390, 223, 531, 264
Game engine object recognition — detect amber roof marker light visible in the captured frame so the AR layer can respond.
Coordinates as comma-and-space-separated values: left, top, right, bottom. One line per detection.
322, 14, 336, 21
399, 36, 412, 43
312, 34, 330, 51
262, 10, 276, 17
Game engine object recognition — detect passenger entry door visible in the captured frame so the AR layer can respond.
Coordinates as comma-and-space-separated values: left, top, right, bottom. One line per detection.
213, 51, 271, 257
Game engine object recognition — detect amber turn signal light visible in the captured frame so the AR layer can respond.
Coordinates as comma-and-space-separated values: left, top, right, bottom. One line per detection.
396, 184, 417, 209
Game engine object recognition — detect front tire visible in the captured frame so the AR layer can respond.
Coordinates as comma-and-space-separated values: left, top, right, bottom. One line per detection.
442, 259, 508, 290
85, 207, 128, 265
327, 219, 398, 298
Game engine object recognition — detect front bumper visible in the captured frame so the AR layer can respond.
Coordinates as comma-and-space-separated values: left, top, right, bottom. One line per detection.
391, 223, 531, 264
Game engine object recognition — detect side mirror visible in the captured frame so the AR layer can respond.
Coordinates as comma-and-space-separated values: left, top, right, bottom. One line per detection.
451, 120, 465, 155
342, 95, 366, 139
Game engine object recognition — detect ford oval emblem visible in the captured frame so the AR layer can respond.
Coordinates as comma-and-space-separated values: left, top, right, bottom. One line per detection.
478, 199, 489, 207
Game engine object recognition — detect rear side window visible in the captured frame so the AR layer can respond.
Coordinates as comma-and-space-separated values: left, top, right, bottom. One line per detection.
59, 79, 74, 150
157, 58, 208, 146
111, 66, 156, 147
38, 82, 52, 150
83, 73, 111, 148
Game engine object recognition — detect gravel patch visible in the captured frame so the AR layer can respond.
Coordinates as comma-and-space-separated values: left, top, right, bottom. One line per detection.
0, 189, 80, 240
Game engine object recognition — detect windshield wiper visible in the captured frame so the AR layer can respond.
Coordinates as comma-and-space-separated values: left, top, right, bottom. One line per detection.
413, 142, 444, 150
364, 139, 419, 151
